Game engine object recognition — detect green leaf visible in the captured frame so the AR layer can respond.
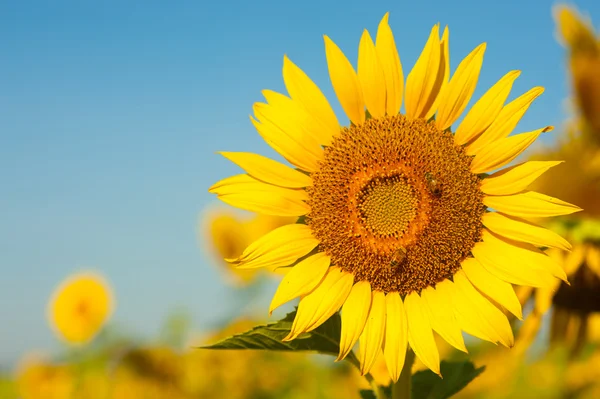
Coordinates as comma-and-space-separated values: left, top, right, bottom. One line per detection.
200, 311, 344, 359
411, 360, 485, 399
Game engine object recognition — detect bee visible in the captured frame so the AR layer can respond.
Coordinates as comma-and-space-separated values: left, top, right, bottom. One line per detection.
389, 247, 407, 268
425, 172, 441, 198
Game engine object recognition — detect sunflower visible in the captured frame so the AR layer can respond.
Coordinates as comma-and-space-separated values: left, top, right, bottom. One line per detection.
47, 271, 114, 345
209, 13, 581, 380
515, 218, 600, 355
554, 4, 600, 138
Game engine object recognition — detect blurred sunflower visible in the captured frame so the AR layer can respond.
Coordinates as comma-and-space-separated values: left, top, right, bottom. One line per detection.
201, 206, 295, 286
16, 354, 74, 399
514, 4, 600, 356
554, 4, 600, 140
209, 13, 579, 380
47, 271, 114, 345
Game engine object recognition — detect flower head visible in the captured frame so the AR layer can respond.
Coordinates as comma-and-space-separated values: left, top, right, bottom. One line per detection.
209, 13, 580, 380
47, 271, 114, 345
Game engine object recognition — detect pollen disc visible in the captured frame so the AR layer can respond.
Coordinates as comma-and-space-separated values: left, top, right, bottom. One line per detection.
306, 115, 485, 295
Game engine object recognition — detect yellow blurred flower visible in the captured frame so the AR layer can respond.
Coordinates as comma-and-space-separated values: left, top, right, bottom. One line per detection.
47, 271, 114, 345
515, 219, 600, 355
200, 206, 295, 286
554, 4, 600, 138
15, 354, 74, 399
529, 128, 600, 218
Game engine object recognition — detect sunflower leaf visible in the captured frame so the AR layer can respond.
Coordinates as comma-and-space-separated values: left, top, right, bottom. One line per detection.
411, 360, 485, 399
200, 310, 343, 358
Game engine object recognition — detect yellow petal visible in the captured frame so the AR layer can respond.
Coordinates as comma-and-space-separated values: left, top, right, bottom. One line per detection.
404, 292, 440, 375
480, 160, 564, 196
586, 245, 600, 278
565, 245, 586, 275
269, 253, 331, 314
461, 257, 523, 319
452, 271, 514, 347
421, 285, 467, 352
553, 5, 597, 49
250, 113, 321, 173
324, 35, 365, 125
219, 152, 313, 188
358, 30, 386, 119
467, 87, 545, 153
472, 230, 567, 286
404, 24, 442, 120
425, 26, 450, 120
229, 223, 318, 269
482, 212, 572, 251
454, 70, 521, 145
209, 174, 310, 216
483, 191, 582, 218
383, 292, 408, 382
436, 43, 486, 130
216, 192, 309, 217
284, 267, 353, 341
375, 13, 404, 115
359, 291, 386, 375
283, 55, 340, 144
534, 282, 560, 315
469, 127, 552, 174
261, 90, 334, 147
338, 281, 372, 361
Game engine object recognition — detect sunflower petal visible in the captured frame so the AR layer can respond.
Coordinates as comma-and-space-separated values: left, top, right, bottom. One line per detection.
454, 70, 521, 145
421, 285, 467, 353
250, 113, 321, 172
472, 229, 567, 286
283, 55, 340, 144
338, 281, 372, 361
467, 87, 545, 152
565, 245, 586, 275
404, 292, 440, 375
383, 292, 408, 382
586, 245, 600, 278
269, 253, 331, 314
359, 291, 386, 375
469, 127, 552, 174
219, 152, 313, 188
452, 271, 514, 347
424, 26, 450, 120
358, 30, 386, 119
480, 161, 564, 195
405, 24, 442, 119
324, 35, 365, 125
229, 223, 318, 268
483, 191, 582, 218
436, 43, 486, 130
261, 90, 334, 147
461, 257, 523, 319
472, 241, 556, 287
482, 212, 572, 251
375, 13, 403, 115
210, 174, 310, 216
284, 267, 353, 341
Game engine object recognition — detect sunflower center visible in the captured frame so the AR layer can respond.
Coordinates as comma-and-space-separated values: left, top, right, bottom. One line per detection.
306, 114, 485, 295
358, 176, 417, 237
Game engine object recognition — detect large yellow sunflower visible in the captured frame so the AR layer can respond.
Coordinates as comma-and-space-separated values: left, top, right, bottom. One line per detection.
209, 13, 581, 380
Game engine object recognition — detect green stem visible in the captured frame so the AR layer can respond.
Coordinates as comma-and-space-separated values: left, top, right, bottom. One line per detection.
392, 349, 415, 399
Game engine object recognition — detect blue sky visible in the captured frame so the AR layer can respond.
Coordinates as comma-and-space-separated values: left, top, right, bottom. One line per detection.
1, 0, 599, 367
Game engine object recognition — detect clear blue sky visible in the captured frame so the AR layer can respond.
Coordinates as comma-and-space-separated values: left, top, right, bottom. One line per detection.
1, 0, 599, 367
